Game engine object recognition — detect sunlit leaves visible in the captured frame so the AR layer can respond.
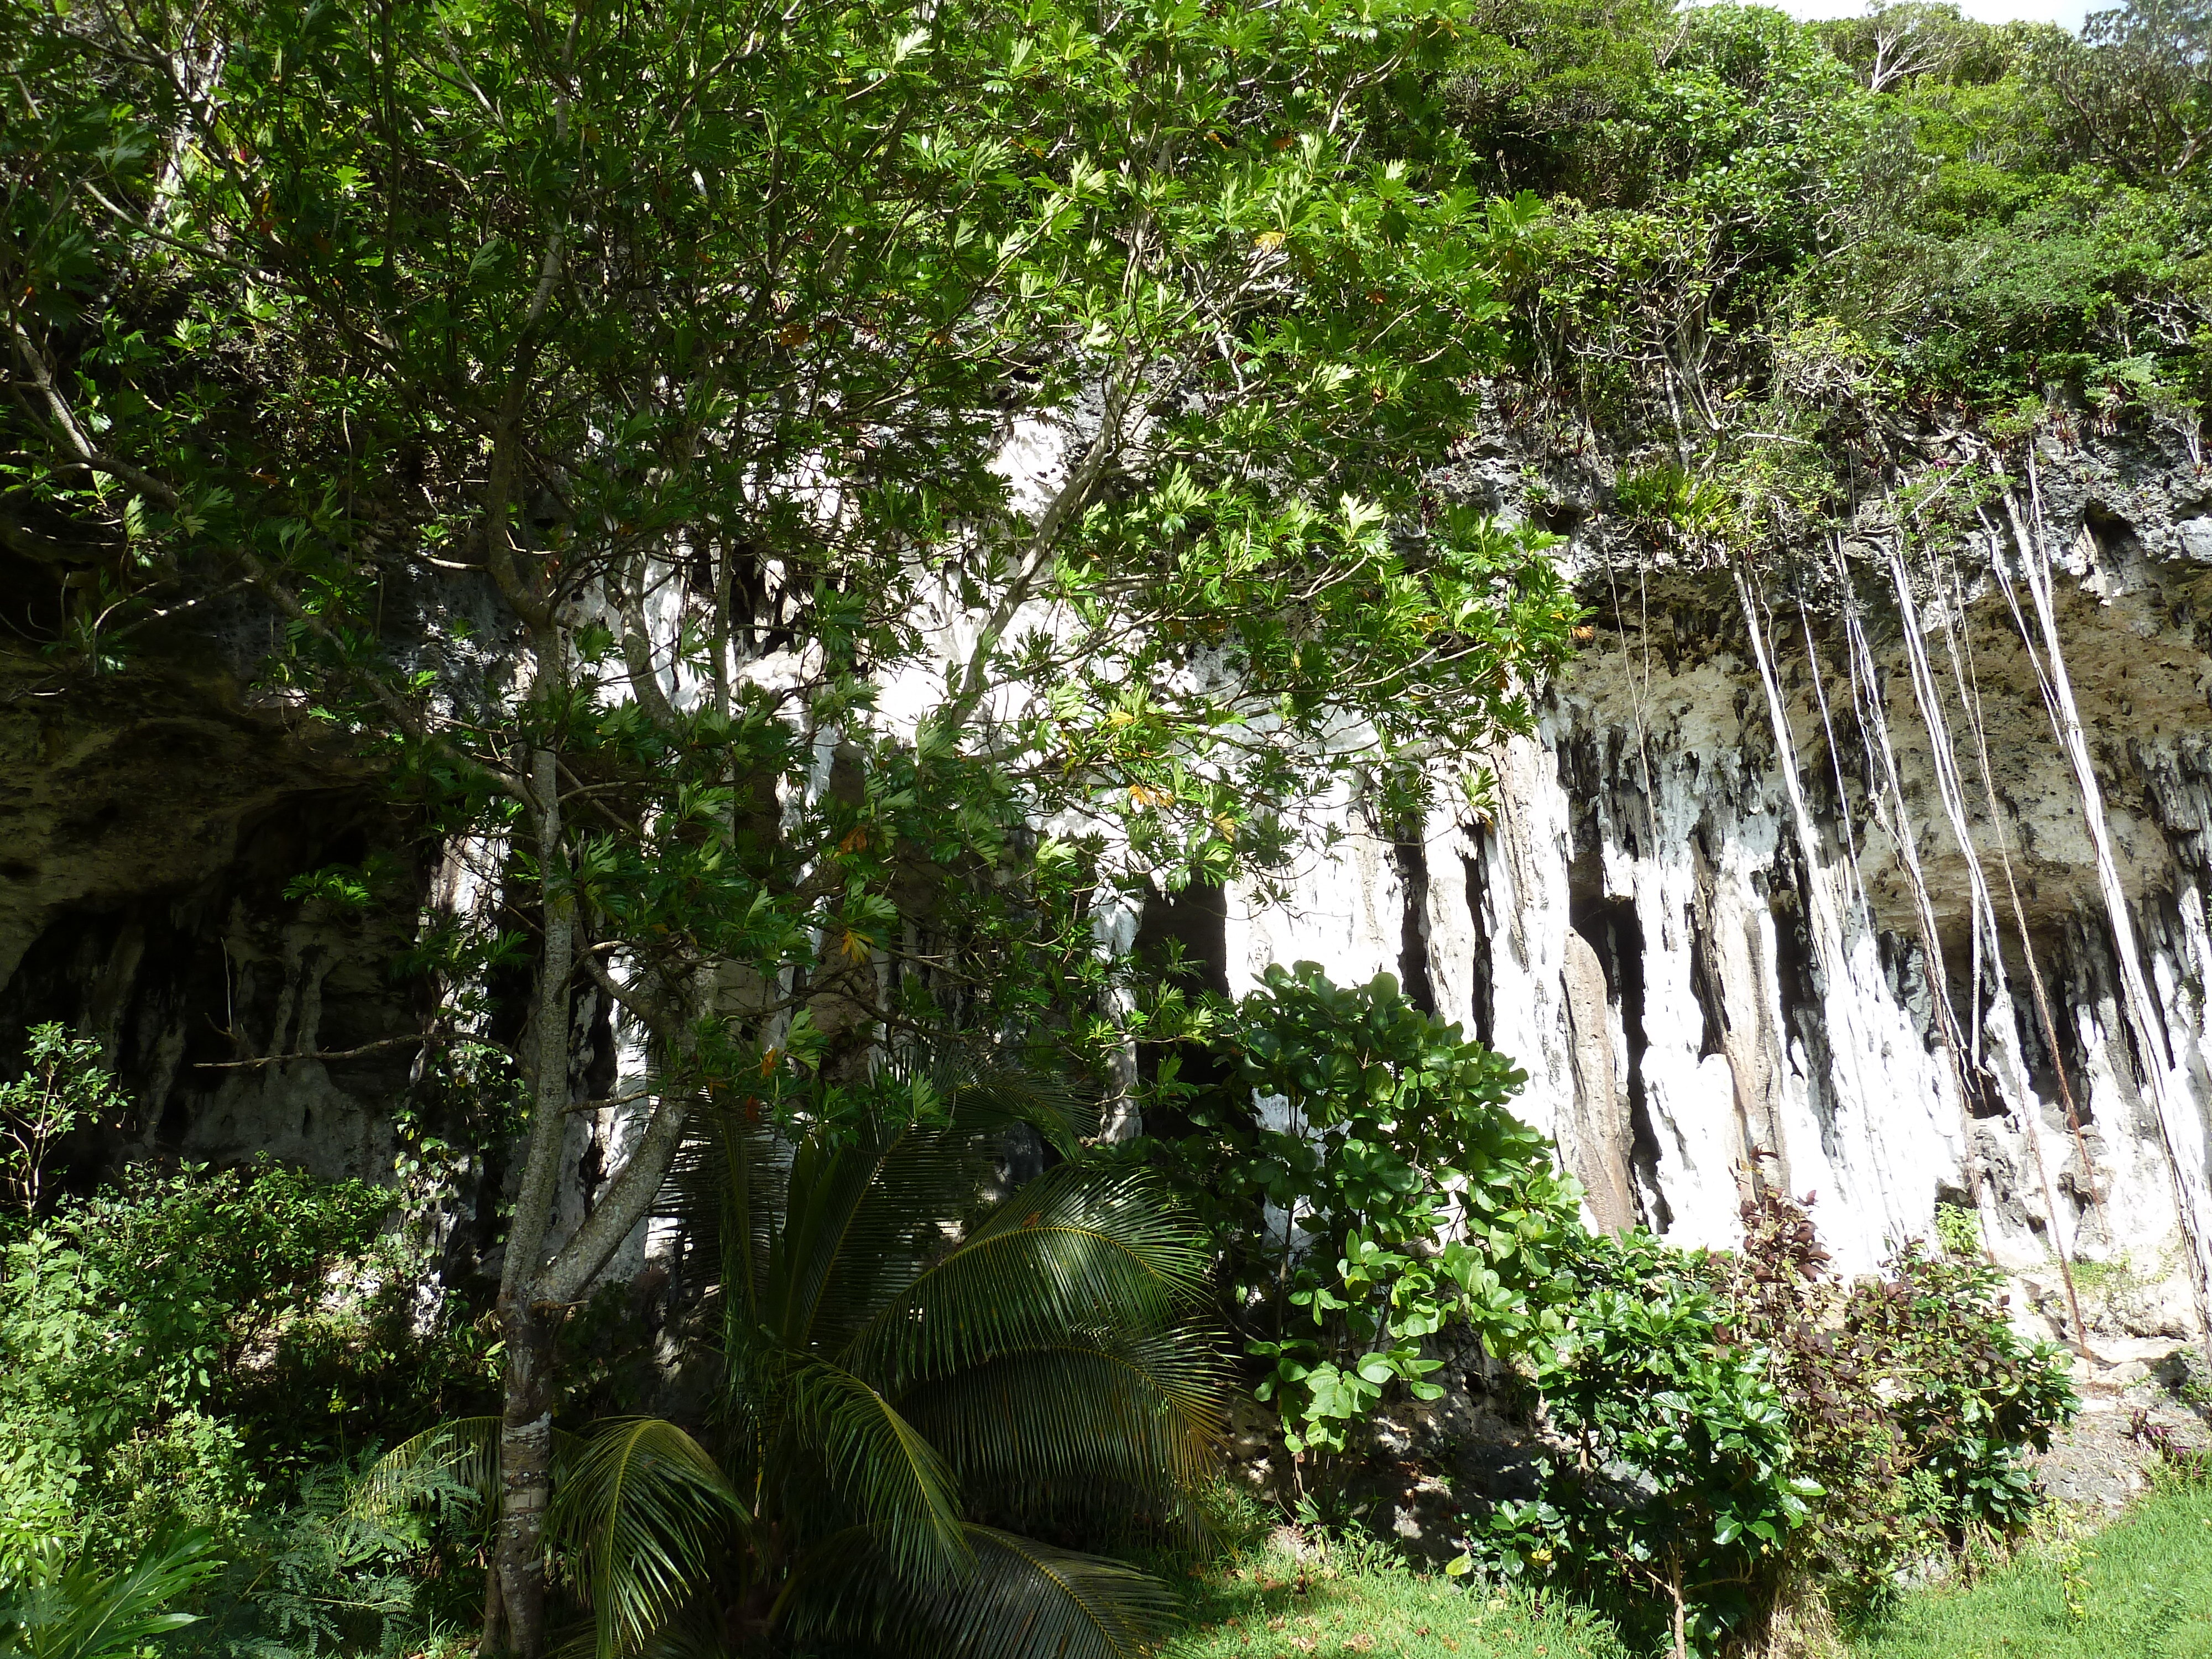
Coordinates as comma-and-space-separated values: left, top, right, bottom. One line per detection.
1149, 963, 1580, 1457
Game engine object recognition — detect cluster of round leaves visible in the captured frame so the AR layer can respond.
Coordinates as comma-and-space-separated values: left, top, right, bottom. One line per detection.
1151, 962, 1582, 1460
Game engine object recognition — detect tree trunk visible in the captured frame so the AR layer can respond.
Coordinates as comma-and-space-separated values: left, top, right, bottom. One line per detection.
483, 747, 572, 1659
488, 1297, 557, 1659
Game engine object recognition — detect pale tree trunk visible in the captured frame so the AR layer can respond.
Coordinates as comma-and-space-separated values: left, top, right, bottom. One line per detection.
480, 751, 702, 1658
485, 747, 576, 1659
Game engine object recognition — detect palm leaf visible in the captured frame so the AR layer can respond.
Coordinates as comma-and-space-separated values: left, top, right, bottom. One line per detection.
843, 1164, 1213, 1388
889, 1050, 1100, 1155
784, 1523, 1181, 1659
0, 1532, 222, 1659
781, 1359, 969, 1583
895, 1327, 1225, 1533
545, 1417, 746, 1659
656, 1101, 784, 1326
763, 1053, 1105, 1366
769, 1117, 936, 1354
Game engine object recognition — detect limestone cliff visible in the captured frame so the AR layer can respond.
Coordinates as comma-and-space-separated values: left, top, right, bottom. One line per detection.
8, 425, 2212, 1358
1230, 429, 2212, 1351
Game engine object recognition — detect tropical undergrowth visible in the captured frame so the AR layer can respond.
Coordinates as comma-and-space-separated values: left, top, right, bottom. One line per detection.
351, 1056, 1228, 1659
0, 1031, 500, 1659
1136, 964, 2079, 1658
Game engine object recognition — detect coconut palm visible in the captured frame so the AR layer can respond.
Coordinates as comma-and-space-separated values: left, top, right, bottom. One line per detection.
383, 1059, 1224, 1659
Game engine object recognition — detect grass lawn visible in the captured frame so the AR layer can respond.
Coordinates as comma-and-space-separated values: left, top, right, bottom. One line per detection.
1159, 1483, 2212, 1659
1849, 1482, 2212, 1659
1155, 1546, 1630, 1659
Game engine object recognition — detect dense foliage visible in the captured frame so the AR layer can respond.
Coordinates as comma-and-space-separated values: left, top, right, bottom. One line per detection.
1475, 1198, 2078, 1656
1444, 0, 2212, 554
372, 1062, 1224, 1659
2, 4, 1586, 1637
0, 1148, 492, 1659
4, 0, 2187, 1653
0, 1162, 441, 1559
1150, 964, 1578, 1462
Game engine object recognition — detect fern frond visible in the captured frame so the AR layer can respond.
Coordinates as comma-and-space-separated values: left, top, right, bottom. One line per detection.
353, 1416, 503, 1521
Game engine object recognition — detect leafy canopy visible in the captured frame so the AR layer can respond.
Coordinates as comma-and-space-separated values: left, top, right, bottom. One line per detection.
4, 0, 1579, 1042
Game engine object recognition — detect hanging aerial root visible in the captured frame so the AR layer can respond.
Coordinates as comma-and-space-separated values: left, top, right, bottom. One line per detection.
1830, 540, 1995, 1263
1881, 528, 2088, 1351
1935, 539, 2107, 1244
1991, 461, 2212, 1364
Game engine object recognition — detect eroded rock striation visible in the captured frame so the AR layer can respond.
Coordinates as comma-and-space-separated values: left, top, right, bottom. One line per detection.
1233, 430, 2212, 1348
8, 426, 2212, 1355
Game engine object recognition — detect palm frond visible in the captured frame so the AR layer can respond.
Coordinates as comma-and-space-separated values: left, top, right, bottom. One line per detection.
784, 1524, 1180, 1659
895, 1327, 1226, 1532
1, 1532, 222, 1659
764, 1049, 1107, 1359
843, 1164, 1213, 1387
545, 1417, 745, 1659
352, 1416, 503, 1522
768, 1118, 933, 1353
656, 1102, 785, 1324
880, 1049, 1100, 1155
782, 1359, 969, 1583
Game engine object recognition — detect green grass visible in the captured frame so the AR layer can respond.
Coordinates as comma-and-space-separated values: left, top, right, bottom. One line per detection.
1849, 1483, 2212, 1659
1158, 1484, 2212, 1659
1156, 1543, 1629, 1659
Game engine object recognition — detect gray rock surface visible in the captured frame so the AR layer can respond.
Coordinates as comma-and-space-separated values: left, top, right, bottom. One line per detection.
9, 421, 2212, 1355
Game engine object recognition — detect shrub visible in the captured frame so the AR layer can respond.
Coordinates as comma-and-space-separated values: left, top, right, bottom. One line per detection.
1475, 1230, 1814, 1658
1472, 1198, 2077, 1654
0, 1531, 223, 1659
1152, 963, 1580, 1465
1850, 1240, 2077, 1543
0, 1154, 493, 1565
178, 1457, 477, 1659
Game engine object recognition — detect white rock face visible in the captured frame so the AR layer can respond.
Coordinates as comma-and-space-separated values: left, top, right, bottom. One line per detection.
1207, 440, 2212, 1346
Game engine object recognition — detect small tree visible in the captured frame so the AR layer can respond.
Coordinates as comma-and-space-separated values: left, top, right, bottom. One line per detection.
0, 1027, 126, 1220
